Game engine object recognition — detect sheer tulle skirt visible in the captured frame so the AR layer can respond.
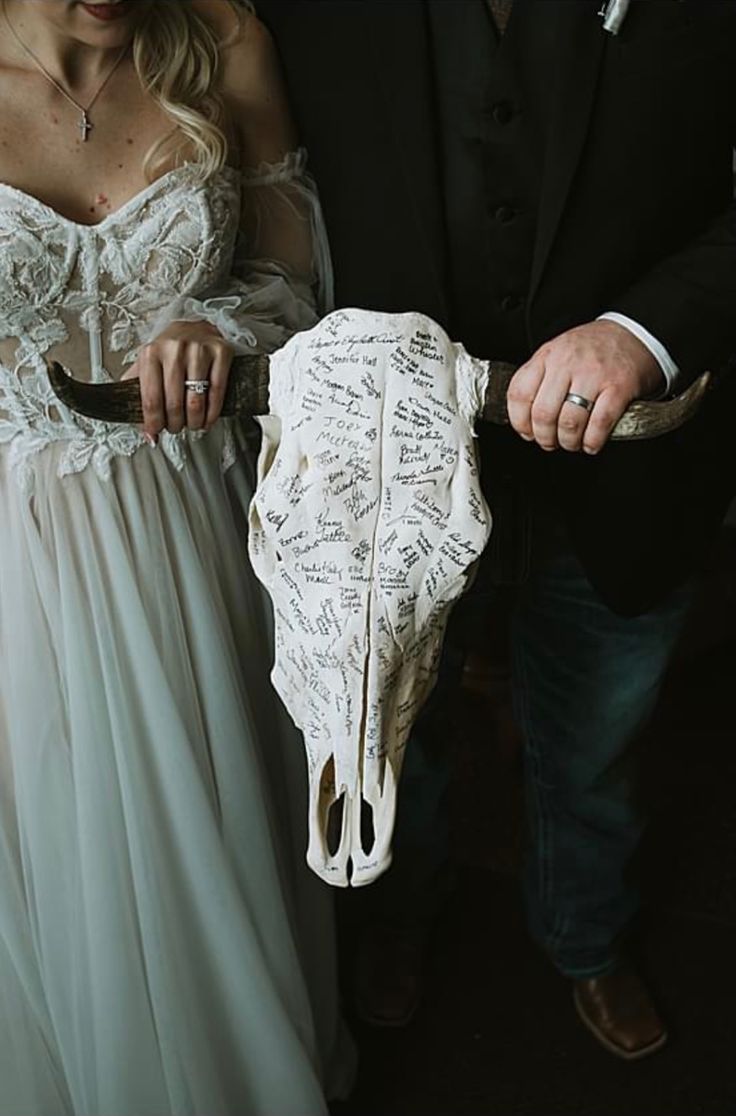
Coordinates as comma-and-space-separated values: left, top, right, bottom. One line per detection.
0, 427, 352, 1116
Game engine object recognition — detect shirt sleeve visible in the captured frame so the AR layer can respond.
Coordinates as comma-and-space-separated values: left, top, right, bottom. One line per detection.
597, 311, 680, 397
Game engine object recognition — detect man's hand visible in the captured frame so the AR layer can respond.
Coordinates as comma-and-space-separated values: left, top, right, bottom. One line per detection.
506, 320, 665, 454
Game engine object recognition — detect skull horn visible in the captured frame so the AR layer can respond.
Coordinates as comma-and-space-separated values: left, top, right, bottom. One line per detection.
47, 357, 710, 442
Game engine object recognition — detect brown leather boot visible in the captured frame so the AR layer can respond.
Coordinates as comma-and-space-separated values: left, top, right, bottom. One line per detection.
574, 964, 668, 1060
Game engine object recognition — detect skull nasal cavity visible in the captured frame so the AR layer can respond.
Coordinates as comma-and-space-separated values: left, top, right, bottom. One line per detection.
326, 794, 345, 857
360, 797, 375, 856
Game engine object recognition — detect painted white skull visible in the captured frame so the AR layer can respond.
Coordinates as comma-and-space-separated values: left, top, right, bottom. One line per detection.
248, 309, 492, 886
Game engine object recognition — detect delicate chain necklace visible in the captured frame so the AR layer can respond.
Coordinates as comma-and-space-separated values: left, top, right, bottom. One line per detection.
2, 0, 130, 142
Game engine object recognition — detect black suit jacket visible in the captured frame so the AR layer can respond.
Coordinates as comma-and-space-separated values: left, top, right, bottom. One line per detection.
258, 0, 736, 615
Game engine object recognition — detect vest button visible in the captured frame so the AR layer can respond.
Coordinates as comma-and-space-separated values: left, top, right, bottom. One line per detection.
494, 204, 516, 224
500, 293, 522, 312
492, 101, 514, 125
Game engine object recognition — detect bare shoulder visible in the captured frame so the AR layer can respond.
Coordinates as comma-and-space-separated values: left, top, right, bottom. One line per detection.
190, 0, 242, 39
192, 0, 295, 163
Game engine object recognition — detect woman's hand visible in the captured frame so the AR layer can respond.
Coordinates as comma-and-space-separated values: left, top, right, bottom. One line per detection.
122, 321, 234, 442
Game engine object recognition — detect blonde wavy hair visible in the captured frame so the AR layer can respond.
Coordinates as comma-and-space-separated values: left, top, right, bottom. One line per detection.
134, 0, 253, 181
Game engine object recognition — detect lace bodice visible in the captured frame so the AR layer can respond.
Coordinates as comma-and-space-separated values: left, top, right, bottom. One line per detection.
0, 151, 326, 492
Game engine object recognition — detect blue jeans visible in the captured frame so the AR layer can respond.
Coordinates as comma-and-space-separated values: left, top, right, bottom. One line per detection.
511, 520, 693, 977
383, 513, 694, 976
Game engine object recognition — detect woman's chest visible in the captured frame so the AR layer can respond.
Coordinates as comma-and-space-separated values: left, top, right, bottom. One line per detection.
0, 65, 175, 226
0, 166, 242, 320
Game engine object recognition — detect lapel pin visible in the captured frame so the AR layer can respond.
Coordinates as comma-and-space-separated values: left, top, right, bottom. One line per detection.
597, 0, 631, 35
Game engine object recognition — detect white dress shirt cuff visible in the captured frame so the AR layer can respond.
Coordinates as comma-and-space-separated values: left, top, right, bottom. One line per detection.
598, 311, 680, 397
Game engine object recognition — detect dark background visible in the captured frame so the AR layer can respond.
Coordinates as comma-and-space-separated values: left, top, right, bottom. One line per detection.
336, 518, 736, 1116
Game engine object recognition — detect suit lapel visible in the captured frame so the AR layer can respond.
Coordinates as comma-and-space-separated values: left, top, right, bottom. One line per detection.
529, 2, 607, 304
364, 1, 449, 320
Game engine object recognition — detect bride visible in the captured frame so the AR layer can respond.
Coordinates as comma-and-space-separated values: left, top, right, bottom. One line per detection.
0, 1, 352, 1113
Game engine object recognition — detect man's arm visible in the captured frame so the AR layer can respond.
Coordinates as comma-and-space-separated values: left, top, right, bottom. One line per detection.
606, 197, 736, 386
509, 195, 736, 455
596, 313, 679, 397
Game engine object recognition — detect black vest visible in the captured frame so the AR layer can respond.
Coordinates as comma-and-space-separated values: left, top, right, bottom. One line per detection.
427, 0, 545, 365
428, 1, 556, 582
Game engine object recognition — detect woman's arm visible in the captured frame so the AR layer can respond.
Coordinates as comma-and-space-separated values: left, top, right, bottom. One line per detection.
129, 3, 330, 440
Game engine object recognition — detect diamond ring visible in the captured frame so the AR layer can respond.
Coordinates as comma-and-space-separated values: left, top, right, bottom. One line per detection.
184, 380, 210, 395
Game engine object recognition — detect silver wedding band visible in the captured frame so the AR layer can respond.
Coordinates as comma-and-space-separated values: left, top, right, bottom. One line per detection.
184, 380, 210, 395
564, 392, 594, 413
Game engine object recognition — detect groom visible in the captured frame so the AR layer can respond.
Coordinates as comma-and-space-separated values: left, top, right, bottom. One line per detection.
258, 0, 736, 1058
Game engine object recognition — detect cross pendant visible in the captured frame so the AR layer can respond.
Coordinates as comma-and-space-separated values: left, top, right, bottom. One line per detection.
79, 112, 93, 142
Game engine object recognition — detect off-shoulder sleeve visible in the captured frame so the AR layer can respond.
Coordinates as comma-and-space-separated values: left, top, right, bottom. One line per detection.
238, 147, 333, 315
139, 149, 333, 356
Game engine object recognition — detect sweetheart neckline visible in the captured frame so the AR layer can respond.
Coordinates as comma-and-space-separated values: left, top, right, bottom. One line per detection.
0, 163, 238, 232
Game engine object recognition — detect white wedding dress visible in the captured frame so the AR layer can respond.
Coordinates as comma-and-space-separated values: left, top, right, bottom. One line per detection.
0, 152, 353, 1116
